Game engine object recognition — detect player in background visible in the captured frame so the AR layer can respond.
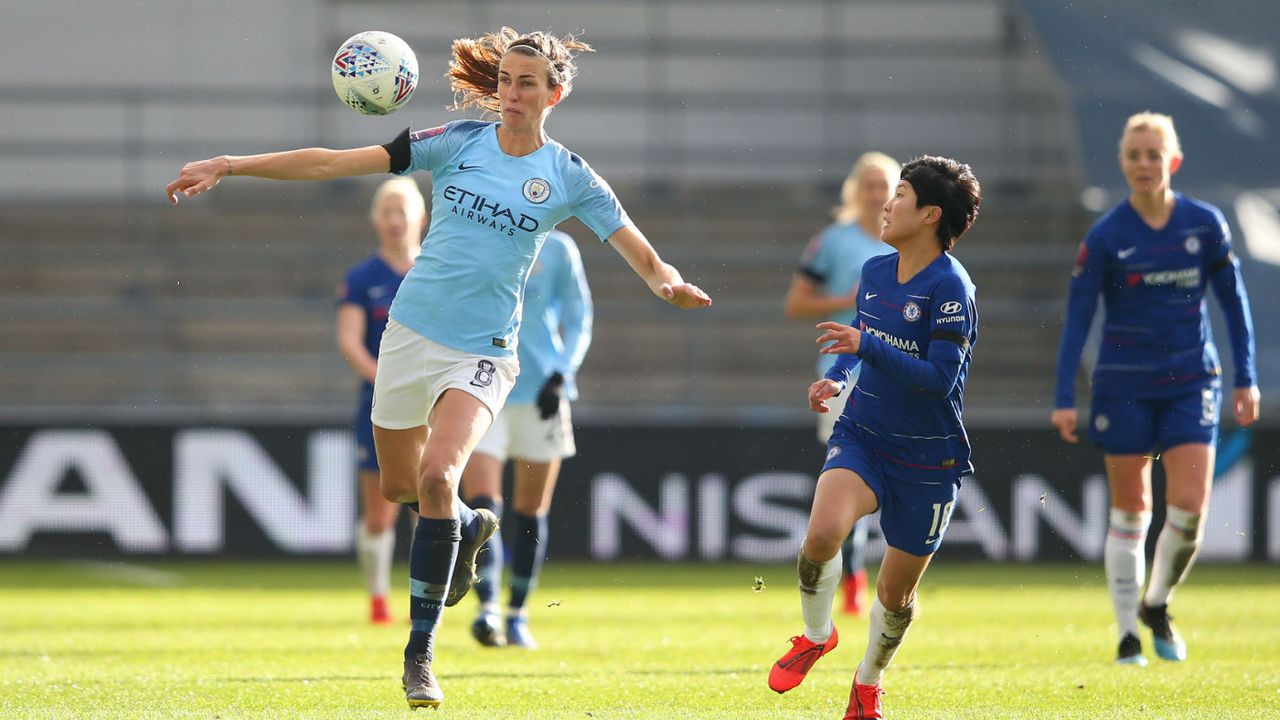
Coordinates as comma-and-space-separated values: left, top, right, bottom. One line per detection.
337, 177, 425, 624
783, 152, 899, 615
165, 27, 711, 710
769, 156, 981, 720
462, 228, 592, 649
1051, 112, 1259, 666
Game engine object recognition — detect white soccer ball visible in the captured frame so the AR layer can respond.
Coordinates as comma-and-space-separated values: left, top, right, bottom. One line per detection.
331, 31, 418, 116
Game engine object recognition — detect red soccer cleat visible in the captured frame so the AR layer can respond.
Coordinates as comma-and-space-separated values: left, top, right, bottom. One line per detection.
768, 625, 839, 693
370, 595, 391, 625
842, 569, 868, 616
844, 679, 885, 719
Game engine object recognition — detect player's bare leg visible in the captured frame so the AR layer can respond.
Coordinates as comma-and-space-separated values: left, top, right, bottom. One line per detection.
846, 547, 931, 719
1104, 453, 1153, 666
1141, 442, 1212, 661
770, 468, 875, 693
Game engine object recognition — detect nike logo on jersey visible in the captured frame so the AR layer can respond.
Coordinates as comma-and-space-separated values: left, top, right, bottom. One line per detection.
457, 162, 482, 171
1117, 247, 1137, 259
864, 292, 878, 300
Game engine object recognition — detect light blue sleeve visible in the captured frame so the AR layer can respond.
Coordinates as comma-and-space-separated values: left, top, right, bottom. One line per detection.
553, 235, 593, 376
567, 159, 630, 241
399, 120, 475, 175
799, 229, 833, 282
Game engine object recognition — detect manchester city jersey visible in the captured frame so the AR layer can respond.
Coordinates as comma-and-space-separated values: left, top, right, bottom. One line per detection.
507, 230, 593, 405
825, 252, 978, 480
385, 120, 628, 357
338, 255, 405, 391
798, 221, 892, 376
1054, 194, 1255, 406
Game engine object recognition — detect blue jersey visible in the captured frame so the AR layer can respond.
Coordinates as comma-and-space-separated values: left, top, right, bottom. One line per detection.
386, 120, 628, 357
507, 230, 593, 405
1054, 194, 1256, 407
798, 221, 892, 376
825, 252, 978, 480
338, 255, 406, 391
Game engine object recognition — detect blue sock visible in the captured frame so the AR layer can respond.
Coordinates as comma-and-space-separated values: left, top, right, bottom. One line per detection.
458, 501, 480, 544
405, 517, 459, 661
508, 512, 546, 612
467, 495, 504, 606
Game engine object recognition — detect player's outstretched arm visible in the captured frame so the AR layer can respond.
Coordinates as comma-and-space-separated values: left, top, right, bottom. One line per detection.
165, 145, 392, 204
608, 224, 711, 309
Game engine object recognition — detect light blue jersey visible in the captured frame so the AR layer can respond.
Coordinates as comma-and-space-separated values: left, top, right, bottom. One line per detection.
798, 221, 891, 375
385, 120, 628, 357
507, 230, 593, 405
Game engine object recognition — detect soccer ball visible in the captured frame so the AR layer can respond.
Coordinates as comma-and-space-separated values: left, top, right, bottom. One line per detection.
331, 31, 418, 116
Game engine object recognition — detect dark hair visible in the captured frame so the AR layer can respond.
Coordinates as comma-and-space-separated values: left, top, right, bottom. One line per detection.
899, 155, 982, 251
448, 27, 593, 113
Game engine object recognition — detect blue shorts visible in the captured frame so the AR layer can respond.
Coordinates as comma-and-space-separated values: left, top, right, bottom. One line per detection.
822, 428, 962, 557
354, 386, 378, 472
1089, 384, 1220, 455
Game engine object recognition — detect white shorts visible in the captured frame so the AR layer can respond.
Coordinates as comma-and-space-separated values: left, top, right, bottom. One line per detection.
371, 318, 519, 430
473, 399, 576, 463
817, 383, 853, 444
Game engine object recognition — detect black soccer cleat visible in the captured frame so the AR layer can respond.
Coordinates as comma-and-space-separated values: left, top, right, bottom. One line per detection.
1115, 632, 1148, 667
402, 653, 444, 709
1139, 603, 1187, 661
470, 612, 507, 648
445, 508, 500, 607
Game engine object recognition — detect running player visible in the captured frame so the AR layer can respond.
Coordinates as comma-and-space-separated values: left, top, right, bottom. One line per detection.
336, 177, 424, 624
769, 156, 981, 720
1051, 112, 1259, 666
462, 228, 591, 649
783, 151, 899, 615
165, 27, 711, 710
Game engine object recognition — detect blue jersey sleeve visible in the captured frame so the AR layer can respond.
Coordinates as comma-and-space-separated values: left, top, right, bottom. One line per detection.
854, 275, 973, 396
1054, 230, 1106, 408
337, 265, 367, 308
392, 121, 473, 176
554, 237, 593, 376
1205, 209, 1257, 388
567, 159, 629, 241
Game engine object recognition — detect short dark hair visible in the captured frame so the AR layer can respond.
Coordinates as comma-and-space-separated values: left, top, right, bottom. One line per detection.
900, 156, 982, 251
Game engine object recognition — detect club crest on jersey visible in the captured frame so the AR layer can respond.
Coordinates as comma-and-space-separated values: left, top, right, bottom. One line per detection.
827, 446, 842, 461
1184, 236, 1201, 254
903, 301, 922, 322
523, 178, 551, 204
1094, 414, 1110, 432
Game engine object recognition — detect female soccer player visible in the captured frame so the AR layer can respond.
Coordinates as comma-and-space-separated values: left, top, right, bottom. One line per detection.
336, 177, 424, 624
768, 156, 981, 720
461, 228, 591, 650
1052, 112, 1258, 666
166, 27, 711, 710
783, 151, 899, 616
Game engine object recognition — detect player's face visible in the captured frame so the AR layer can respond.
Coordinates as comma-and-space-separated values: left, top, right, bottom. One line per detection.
498, 53, 560, 130
1120, 128, 1180, 195
881, 180, 931, 245
371, 192, 418, 246
855, 166, 893, 226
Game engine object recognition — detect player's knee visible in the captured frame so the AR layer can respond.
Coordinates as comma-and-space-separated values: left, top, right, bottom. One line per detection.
418, 463, 460, 504
802, 523, 845, 561
876, 585, 918, 613
378, 474, 416, 504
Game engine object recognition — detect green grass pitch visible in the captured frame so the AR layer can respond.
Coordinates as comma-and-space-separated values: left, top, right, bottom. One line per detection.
1, 561, 1277, 719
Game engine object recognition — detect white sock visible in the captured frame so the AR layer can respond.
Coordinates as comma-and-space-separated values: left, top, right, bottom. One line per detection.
1104, 508, 1151, 638
798, 548, 841, 643
1144, 506, 1203, 607
356, 524, 396, 597
855, 597, 916, 686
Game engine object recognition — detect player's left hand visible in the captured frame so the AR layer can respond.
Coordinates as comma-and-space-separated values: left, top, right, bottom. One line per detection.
816, 321, 860, 355
1233, 386, 1261, 426
808, 379, 843, 413
536, 372, 565, 420
661, 282, 712, 308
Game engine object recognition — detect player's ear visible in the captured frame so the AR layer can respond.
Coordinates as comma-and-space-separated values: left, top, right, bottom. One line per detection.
1169, 153, 1183, 175
547, 84, 564, 108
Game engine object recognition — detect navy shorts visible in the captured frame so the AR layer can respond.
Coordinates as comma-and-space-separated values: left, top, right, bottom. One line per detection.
822, 428, 962, 557
1089, 384, 1221, 455
354, 386, 379, 472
